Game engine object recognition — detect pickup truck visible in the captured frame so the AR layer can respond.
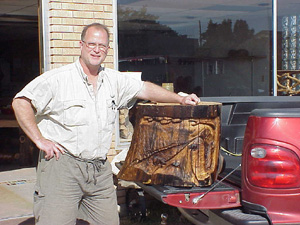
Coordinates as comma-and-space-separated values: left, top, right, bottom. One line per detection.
125, 96, 300, 225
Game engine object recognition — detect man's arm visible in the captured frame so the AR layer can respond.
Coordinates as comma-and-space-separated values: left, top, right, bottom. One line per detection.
136, 81, 200, 105
12, 97, 64, 160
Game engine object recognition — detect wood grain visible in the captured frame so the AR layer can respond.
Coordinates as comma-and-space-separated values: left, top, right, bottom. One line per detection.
117, 102, 221, 187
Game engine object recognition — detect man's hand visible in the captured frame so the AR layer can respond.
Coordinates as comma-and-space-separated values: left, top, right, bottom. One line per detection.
36, 138, 65, 160
180, 93, 200, 105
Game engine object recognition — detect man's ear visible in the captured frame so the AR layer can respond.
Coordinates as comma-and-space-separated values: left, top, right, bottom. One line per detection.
79, 41, 84, 48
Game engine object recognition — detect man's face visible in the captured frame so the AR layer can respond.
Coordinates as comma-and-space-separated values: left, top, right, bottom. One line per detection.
80, 27, 109, 69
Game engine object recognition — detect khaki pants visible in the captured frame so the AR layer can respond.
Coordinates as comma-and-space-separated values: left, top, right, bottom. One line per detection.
33, 152, 119, 225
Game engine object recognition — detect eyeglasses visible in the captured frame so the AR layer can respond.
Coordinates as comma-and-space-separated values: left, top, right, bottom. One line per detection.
82, 41, 109, 51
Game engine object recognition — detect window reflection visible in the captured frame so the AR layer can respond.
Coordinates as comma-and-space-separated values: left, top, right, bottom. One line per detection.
118, 0, 272, 96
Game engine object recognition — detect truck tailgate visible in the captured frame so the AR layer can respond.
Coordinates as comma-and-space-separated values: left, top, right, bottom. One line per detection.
136, 180, 240, 209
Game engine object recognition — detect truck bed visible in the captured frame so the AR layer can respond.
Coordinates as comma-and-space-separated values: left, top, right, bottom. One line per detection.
204, 96, 300, 188
118, 96, 300, 225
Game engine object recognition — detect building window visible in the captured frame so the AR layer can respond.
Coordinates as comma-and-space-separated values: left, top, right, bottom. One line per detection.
117, 0, 273, 97
277, 0, 300, 95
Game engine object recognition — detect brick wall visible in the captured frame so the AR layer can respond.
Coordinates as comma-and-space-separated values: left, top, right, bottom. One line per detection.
48, 0, 114, 69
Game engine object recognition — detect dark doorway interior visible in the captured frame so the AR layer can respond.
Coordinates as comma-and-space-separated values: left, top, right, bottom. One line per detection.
0, 1, 39, 169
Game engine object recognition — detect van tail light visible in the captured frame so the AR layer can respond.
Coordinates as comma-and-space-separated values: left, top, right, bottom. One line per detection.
246, 144, 300, 188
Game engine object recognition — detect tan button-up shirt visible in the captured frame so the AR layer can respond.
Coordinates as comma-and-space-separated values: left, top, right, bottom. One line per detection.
15, 59, 144, 159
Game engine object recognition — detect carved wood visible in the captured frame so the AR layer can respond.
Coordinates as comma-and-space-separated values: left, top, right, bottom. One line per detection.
117, 102, 221, 187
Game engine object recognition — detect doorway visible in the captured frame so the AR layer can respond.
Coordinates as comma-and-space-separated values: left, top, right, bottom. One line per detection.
0, 0, 39, 168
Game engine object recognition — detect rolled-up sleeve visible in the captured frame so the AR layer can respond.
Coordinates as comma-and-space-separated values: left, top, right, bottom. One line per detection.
115, 72, 144, 109
14, 75, 54, 116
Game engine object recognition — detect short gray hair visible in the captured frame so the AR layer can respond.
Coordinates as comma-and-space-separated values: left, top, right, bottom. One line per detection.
81, 23, 110, 41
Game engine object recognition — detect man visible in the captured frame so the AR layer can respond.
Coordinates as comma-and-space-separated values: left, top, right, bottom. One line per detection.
12, 23, 200, 225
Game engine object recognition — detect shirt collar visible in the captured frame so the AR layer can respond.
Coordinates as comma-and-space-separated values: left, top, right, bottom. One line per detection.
75, 59, 104, 84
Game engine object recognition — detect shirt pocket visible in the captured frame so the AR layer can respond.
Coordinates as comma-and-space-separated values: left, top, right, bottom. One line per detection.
63, 100, 87, 126
106, 99, 117, 125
